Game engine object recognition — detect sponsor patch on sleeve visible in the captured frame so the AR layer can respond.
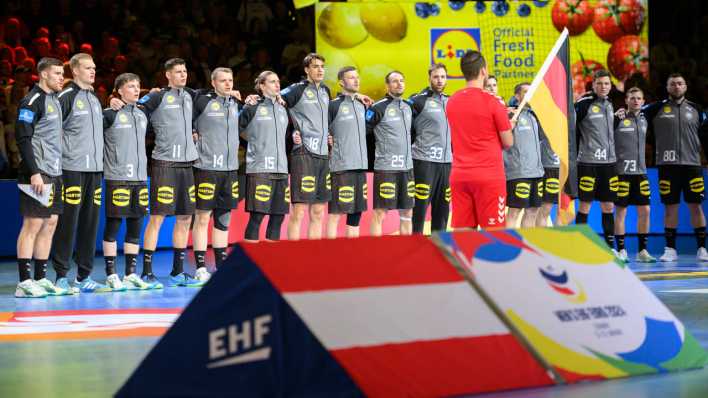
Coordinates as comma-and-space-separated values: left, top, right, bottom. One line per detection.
18, 108, 35, 124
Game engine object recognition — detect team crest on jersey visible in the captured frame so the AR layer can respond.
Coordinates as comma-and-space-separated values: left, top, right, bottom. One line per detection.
341, 105, 350, 114
623, 119, 631, 126
591, 105, 600, 113
119, 114, 128, 123
520, 117, 528, 125
429, 101, 438, 108
259, 107, 268, 116
685, 112, 693, 120
305, 90, 315, 99
76, 99, 85, 109
663, 106, 672, 113
387, 108, 397, 117
47, 104, 54, 113
211, 102, 220, 111
166, 95, 175, 104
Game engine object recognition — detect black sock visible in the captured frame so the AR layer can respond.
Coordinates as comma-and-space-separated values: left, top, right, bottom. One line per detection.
665, 228, 677, 249
104, 256, 116, 276
33, 259, 47, 280
638, 234, 648, 252
125, 253, 138, 275
601, 212, 615, 248
18, 258, 32, 282
142, 249, 154, 276
195, 250, 206, 269
695, 226, 706, 249
214, 247, 227, 268
575, 212, 589, 224
171, 248, 185, 277
616, 234, 626, 251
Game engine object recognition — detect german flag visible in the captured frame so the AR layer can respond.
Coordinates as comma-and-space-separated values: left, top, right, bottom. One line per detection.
521, 28, 577, 225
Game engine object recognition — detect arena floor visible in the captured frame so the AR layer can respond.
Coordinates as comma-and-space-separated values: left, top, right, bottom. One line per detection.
1, 244, 707, 397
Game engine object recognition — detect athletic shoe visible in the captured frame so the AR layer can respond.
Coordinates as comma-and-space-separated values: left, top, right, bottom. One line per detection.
15, 279, 48, 298
168, 272, 204, 287
36, 278, 70, 296
697, 247, 708, 262
612, 249, 627, 263
74, 276, 112, 293
195, 267, 211, 283
659, 247, 678, 262
55, 277, 79, 294
636, 249, 657, 263
617, 249, 629, 263
106, 274, 127, 292
123, 273, 151, 290
141, 273, 164, 290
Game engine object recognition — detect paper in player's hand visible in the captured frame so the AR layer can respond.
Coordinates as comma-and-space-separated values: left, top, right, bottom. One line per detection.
18, 183, 53, 207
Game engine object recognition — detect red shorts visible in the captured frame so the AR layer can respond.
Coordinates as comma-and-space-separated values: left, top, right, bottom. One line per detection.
451, 178, 506, 229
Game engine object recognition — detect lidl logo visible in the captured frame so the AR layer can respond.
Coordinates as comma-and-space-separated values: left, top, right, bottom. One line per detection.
430, 28, 481, 79
119, 114, 128, 123
539, 264, 587, 304
211, 102, 220, 111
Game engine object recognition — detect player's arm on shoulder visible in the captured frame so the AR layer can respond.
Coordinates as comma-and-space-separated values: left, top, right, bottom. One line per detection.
102, 108, 117, 131
279, 83, 303, 108
239, 103, 257, 140
137, 90, 164, 114
365, 101, 384, 135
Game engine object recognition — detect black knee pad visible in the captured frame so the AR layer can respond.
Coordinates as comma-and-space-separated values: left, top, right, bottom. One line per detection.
346, 212, 362, 227
124, 217, 143, 245
266, 214, 285, 241
103, 217, 122, 242
213, 208, 231, 232
245, 212, 265, 240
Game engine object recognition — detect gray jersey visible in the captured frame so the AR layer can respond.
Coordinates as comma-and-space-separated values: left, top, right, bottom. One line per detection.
504, 108, 544, 180
575, 94, 615, 164
540, 131, 560, 169
102, 104, 149, 181
193, 93, 241, 171
281, 80, 331, 157
614, 111, 647, 175
138, 87, 198, 162
366, 95, 414, 171
329, 94, 367, 172
240, 97, 289, 174
15, 85, 63, 176
57, 82, 104, 172
645, 99, 708, 166
409, 88, 451, 163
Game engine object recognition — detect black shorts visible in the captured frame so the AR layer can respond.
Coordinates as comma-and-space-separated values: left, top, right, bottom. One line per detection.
18, 173, 63, 218
149, 161, 196, 216
245, 173, 290, 215
194, 168, 241, 211
290, 149, 331, 204
373, 170, 414, 210
615, 174, 650, 207
542, 168, 560, 204
105, 181, 149, 218
577, 163, 618, 202
329, 170, 368, 214
658, 165, 705, 205
413, 160, 451, 205
507, 178, 543, 209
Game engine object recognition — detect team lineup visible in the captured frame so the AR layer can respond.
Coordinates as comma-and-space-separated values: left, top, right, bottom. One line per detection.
12, 49, 708, 298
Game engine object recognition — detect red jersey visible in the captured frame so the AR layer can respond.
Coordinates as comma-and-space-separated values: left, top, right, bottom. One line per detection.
446, 87, 512, 181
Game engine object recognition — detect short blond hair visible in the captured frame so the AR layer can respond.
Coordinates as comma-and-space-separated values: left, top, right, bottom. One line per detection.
69, 53, 93, 71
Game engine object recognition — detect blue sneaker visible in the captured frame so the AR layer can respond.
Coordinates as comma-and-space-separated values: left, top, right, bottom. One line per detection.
55, 277, 79, 294
141, 273, 164, 289
168, 272, 205, 287
74, 276, 112, 293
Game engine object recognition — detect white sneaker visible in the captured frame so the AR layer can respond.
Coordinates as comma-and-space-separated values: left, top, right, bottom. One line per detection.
123, 273, 151, 290
35, 278, 70, 296
697, 247, 708, 262
659, 247, 678, 262
15, 279, 48, 298
636, 249, 657, 263
106, 274, 127, 291
195, 267, 211, 283
617, 249, 629, 262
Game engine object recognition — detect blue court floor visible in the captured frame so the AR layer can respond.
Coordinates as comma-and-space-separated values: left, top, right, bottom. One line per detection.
0, 248, 707, 397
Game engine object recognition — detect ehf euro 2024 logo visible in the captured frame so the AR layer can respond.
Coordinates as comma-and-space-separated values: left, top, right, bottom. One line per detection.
538, 264, 587, 304
430, 28, 481, 79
